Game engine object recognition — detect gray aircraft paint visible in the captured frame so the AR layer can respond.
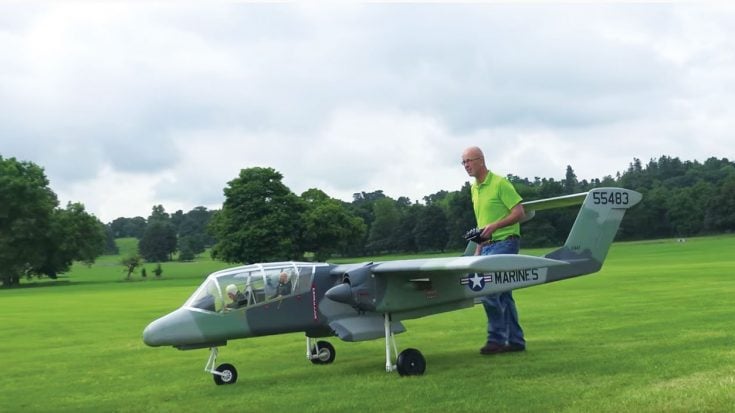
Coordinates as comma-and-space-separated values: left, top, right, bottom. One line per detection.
144, 188, 641, 352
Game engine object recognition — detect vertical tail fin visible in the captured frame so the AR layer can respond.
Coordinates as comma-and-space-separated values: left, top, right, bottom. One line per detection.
463, 187, 642, 274
545, 187, 642, 277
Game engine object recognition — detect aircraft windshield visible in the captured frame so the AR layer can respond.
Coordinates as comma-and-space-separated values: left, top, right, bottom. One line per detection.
186, 279, 222, 312
184, 262, 317, 313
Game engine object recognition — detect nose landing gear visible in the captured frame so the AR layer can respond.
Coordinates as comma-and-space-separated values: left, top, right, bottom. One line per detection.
205, 347, 239, 385
306, 338, 336, 364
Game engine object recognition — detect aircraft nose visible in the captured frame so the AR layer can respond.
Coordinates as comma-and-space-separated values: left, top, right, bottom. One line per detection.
143, 308, 203, 347
142, 320, 164, 346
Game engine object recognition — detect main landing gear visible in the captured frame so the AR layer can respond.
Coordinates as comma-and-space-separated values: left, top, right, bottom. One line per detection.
383, 313, 426, 376
305, 313, 425, 377
205, 319, 424, 386
304, 314, 425, 377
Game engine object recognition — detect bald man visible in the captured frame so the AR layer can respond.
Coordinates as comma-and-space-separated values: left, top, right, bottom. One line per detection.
461, 146, 527, 355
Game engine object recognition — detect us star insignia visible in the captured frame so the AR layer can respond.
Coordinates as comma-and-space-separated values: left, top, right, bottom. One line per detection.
460, 273, 493, 291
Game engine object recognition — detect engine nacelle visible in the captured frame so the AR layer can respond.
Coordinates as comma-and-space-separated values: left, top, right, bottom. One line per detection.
325, 266, 376, 311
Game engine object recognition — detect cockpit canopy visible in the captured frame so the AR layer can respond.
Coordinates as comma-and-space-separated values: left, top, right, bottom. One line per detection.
184, 262, 322, 313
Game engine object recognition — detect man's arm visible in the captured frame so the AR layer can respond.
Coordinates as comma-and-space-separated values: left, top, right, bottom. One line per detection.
478, 203, 525, 242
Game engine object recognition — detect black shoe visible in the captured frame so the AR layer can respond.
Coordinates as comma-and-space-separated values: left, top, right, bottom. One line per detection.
480, 342, 506, 355
505, 343, 526, 352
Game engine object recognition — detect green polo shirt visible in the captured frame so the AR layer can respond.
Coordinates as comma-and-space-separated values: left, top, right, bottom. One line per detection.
471, 171, 522, 241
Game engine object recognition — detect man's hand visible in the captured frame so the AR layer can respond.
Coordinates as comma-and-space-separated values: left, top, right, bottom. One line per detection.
463, 227, 488, 244
480, 223, 497, 240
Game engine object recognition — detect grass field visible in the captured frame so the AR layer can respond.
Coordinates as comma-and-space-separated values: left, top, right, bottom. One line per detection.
1, 236, 734, 412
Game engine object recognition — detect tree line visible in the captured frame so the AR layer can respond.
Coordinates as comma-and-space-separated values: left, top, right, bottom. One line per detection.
1, 156, 108, 287
2, 154, 734, 287
110, 205, 216, 262
206, 156, 735, 263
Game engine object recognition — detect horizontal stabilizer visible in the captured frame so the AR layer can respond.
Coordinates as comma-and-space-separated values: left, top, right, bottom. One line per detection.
520, 192, 588, 223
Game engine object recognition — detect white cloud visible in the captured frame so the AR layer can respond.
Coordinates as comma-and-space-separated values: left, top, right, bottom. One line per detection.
299, 107, 467, 202
2, 3, 735, 222
59, 166, 167, 221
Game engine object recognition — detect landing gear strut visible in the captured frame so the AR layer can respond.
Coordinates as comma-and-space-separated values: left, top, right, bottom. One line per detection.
306, 337, 336, 364
205, 347, 238, 385
384, 313, 426, 376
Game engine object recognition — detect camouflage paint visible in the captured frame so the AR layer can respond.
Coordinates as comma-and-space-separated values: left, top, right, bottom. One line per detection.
143, 188, 641, 349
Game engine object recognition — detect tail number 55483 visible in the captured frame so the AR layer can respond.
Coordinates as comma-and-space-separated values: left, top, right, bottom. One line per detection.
592, 191, 629, 205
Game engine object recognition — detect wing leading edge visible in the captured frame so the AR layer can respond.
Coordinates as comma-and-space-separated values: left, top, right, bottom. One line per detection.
371, 254, 568, 277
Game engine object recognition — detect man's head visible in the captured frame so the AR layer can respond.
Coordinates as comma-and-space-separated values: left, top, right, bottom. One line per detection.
461, 146, 487, 180
226, 284, 238, 299
279, 272, 288, 284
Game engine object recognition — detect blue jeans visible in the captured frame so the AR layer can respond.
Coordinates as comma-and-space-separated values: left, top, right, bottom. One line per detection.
480, 238, 526, 347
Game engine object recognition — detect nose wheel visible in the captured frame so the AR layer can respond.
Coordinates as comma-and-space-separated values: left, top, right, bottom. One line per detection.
205, 347, 238, 385
213, 363, 238, 385
306, 338, 336, 364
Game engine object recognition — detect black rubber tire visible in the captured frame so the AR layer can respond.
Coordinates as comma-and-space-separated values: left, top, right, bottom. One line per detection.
396, 348, 426, 376
310, 340, 336, 364
213, 363, 238, 385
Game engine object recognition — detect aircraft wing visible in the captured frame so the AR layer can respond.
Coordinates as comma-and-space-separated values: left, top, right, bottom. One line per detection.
371, 254, 568, 276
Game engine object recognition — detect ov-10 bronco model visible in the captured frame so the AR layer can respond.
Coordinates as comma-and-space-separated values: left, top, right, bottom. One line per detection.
143, 187, 641, 385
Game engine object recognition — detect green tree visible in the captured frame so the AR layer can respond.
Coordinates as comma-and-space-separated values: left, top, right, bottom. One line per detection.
138, 220, 177, 262
121, 254, 141, 280
109, 216, 147, 238
104, 225, 119, 255
704, 175, 735, 232
414, 204, 449, 252
423, 190, 449, 206
210, 167, 304, 263
178, 236, 198, 261
139, 205, 177, 261
444, 182, 476, 250
148, 204, 170, 223
300, 188, 366, 261
170, 209, 185, 233
348, 190, 387, 254
394, 203, 420, 253
520, 219, 557, 247
33, 202, 107, 277
0, 156, 57, 287
0, 157, 107, 287
618, 185, 671, 240
563, 165, 579, 194
366, 198, 400, 253
667, 181, 714, 236
177, 206, 215, 256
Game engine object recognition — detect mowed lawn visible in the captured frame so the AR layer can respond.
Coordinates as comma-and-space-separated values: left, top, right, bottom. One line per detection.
1, 236, 733, 412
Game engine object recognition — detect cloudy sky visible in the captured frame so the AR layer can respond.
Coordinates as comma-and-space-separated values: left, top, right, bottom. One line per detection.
2, 2, 734, 223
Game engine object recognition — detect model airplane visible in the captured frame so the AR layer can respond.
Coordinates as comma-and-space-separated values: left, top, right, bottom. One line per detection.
143, 187, 641, 385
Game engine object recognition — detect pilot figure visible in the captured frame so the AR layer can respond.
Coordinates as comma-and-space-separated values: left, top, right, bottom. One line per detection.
225, 284, 245, 309
270, 272, 292, 299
